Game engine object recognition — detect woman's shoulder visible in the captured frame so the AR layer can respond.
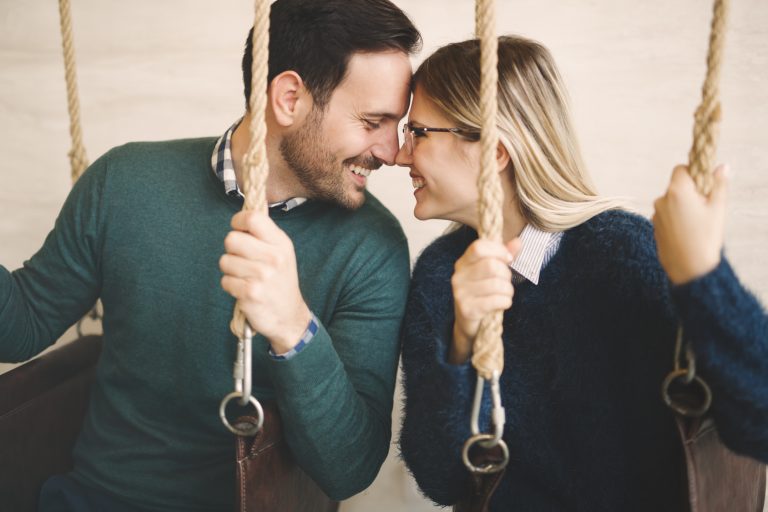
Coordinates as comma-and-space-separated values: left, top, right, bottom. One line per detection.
566, 209, 656, 263
411, 225, 476, 287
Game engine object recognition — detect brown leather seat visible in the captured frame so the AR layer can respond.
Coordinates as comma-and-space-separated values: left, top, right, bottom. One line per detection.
0, 336, 102, 512
0, 336, 340, 512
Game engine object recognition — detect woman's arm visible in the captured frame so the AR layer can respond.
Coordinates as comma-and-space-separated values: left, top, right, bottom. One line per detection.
653, 164, 768, 461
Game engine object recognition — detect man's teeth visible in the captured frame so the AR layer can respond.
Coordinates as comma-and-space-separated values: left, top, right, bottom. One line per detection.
412, 177, 426, 189
349, 165, 372, 178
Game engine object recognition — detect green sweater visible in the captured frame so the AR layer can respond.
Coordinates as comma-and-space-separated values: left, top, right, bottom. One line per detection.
0, 138, 410, 510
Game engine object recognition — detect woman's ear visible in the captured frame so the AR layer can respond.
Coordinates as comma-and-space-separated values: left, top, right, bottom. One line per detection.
268, 71, 310, 127
496, 142, 511, 173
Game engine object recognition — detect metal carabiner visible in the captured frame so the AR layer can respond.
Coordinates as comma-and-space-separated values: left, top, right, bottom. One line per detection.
463, 371, 509, 474
234, 324, 253, 405
672, 324, 696, 384
220, 323, 264, 436
661, 323, 712, 418
470, 372, 505, 446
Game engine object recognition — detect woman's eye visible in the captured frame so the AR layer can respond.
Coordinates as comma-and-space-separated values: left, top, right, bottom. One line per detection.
412, 129, 427, 138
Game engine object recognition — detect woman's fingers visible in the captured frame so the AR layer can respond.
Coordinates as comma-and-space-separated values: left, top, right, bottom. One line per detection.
459, 239, 516, 266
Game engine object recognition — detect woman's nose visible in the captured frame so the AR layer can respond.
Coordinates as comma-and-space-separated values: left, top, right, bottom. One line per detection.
395, 142, 412, 167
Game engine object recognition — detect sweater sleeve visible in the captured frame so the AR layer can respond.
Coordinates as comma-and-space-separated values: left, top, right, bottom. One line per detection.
264, 235, 410, 500
607, 212, 768, 463
0, 155, 105, 362
671, 257, 768, 462
399, 254, 491, 506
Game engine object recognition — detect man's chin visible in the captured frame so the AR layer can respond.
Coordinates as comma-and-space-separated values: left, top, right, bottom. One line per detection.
338, 191, 366, 211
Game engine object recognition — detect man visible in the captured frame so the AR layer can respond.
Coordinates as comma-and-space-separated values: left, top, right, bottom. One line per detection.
0, 0, 421, 510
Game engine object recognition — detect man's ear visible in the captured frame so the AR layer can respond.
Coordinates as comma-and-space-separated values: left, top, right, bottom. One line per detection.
268, 70, 310, 127
496, 141, 511, 173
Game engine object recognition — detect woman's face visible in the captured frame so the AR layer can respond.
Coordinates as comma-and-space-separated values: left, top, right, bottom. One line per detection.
395, 86, 481, 225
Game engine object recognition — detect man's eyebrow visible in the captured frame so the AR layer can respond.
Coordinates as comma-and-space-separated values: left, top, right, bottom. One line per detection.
361, 111, 403, 121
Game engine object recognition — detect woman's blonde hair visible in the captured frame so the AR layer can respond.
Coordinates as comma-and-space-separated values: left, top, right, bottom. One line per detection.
414, 35, 626, 231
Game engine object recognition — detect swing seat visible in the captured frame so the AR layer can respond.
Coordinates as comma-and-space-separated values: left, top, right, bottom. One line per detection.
0, 336, 339, 512
0, 335, 102, 512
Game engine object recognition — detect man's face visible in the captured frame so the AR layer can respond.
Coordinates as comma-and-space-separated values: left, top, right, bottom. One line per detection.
280, 51, 412, 210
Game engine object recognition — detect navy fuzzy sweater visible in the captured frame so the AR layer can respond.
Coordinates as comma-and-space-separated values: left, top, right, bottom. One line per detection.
399, 211, 768, 512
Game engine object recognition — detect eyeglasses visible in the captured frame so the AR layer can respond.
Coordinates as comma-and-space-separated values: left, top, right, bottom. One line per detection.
401, 122, 481, 155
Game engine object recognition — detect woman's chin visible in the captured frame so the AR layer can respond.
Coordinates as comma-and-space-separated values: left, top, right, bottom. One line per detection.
413, 204, 431, 221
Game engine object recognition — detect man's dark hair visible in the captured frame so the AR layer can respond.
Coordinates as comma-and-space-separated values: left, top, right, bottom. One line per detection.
242, 0, 421, 110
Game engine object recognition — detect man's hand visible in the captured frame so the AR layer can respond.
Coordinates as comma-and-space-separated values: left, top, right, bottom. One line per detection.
652, 164, 729, 285
220, 210, 311, 353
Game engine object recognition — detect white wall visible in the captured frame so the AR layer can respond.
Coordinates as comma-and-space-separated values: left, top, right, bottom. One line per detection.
1, 1, 766, 510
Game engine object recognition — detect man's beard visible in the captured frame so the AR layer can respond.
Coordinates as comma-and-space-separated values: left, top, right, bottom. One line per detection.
280, 108, 373, 210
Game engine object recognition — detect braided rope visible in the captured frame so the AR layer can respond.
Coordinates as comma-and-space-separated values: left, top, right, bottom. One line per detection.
58, 0, 89, 183
688, 0, 729, 195
471, 0, 505, 380
230, 0, 271, 339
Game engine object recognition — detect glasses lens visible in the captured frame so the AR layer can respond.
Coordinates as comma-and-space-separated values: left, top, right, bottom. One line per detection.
403, 124, 413, 155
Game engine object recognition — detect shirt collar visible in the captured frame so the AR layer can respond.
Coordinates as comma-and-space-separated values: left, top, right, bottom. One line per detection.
510, 225, 563, 285
211, 119, 307, 212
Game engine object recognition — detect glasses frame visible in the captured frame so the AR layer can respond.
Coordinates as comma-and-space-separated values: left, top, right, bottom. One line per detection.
402, 122, 481, 155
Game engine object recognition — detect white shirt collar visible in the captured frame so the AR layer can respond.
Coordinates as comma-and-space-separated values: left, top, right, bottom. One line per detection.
510, 225, 563, 285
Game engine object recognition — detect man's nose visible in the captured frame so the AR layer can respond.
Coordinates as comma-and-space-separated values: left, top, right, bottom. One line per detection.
371, 125, 402, 166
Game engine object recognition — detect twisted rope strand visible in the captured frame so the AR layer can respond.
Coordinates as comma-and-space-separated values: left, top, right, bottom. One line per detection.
471, 0, 505, 380
58, 0, 89, 183
231, 0, 271, 339
688, 0, 729, 195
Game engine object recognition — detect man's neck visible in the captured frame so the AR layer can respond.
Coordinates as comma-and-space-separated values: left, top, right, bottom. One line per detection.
231, 112, 308, 204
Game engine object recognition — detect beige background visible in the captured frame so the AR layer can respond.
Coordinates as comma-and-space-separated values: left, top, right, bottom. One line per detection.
1, 1, 766, 510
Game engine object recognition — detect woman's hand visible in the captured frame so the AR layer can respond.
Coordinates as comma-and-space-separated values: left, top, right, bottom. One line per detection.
652, 164, 729, 285
450, 238, 522, 364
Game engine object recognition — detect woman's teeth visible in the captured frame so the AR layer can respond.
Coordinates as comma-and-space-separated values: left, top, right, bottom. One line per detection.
349, 165, 372, 177
412, 177, 425, 189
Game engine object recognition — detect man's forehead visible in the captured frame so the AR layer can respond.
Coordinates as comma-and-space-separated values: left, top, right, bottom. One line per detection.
336, 52, 412, 118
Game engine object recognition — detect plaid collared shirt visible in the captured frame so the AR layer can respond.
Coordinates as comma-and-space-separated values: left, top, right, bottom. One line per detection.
212, 120, 313, 359
211, 119, 307, 211
510, 225, 563, 285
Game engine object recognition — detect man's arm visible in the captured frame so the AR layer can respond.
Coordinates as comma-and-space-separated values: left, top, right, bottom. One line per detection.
220, 211, 409, 499
0, 155, 105, 362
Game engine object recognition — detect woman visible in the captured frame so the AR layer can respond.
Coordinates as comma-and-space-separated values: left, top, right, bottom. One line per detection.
396, 36, 767, 511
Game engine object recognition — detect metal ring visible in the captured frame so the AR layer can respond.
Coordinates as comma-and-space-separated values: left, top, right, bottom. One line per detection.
462, 434, 509, 474
661, 369, 712, 418
219, 392, 264, 436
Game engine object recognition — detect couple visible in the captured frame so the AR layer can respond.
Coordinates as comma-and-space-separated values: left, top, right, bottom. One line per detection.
0, 0, 765, 511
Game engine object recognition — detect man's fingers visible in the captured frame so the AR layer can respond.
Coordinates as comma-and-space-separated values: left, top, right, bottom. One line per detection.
223, 231, 276, 261
220, 275, 247, 299
219, 254, 273, 281
231, 210, 287, 243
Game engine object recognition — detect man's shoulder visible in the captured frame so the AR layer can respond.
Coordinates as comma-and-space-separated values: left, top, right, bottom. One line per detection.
323, 191, 408, 248
105, 137, 218, 168
357, 191, 404, 231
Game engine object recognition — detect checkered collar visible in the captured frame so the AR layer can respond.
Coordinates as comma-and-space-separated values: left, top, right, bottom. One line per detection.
211, 119, 307, 212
